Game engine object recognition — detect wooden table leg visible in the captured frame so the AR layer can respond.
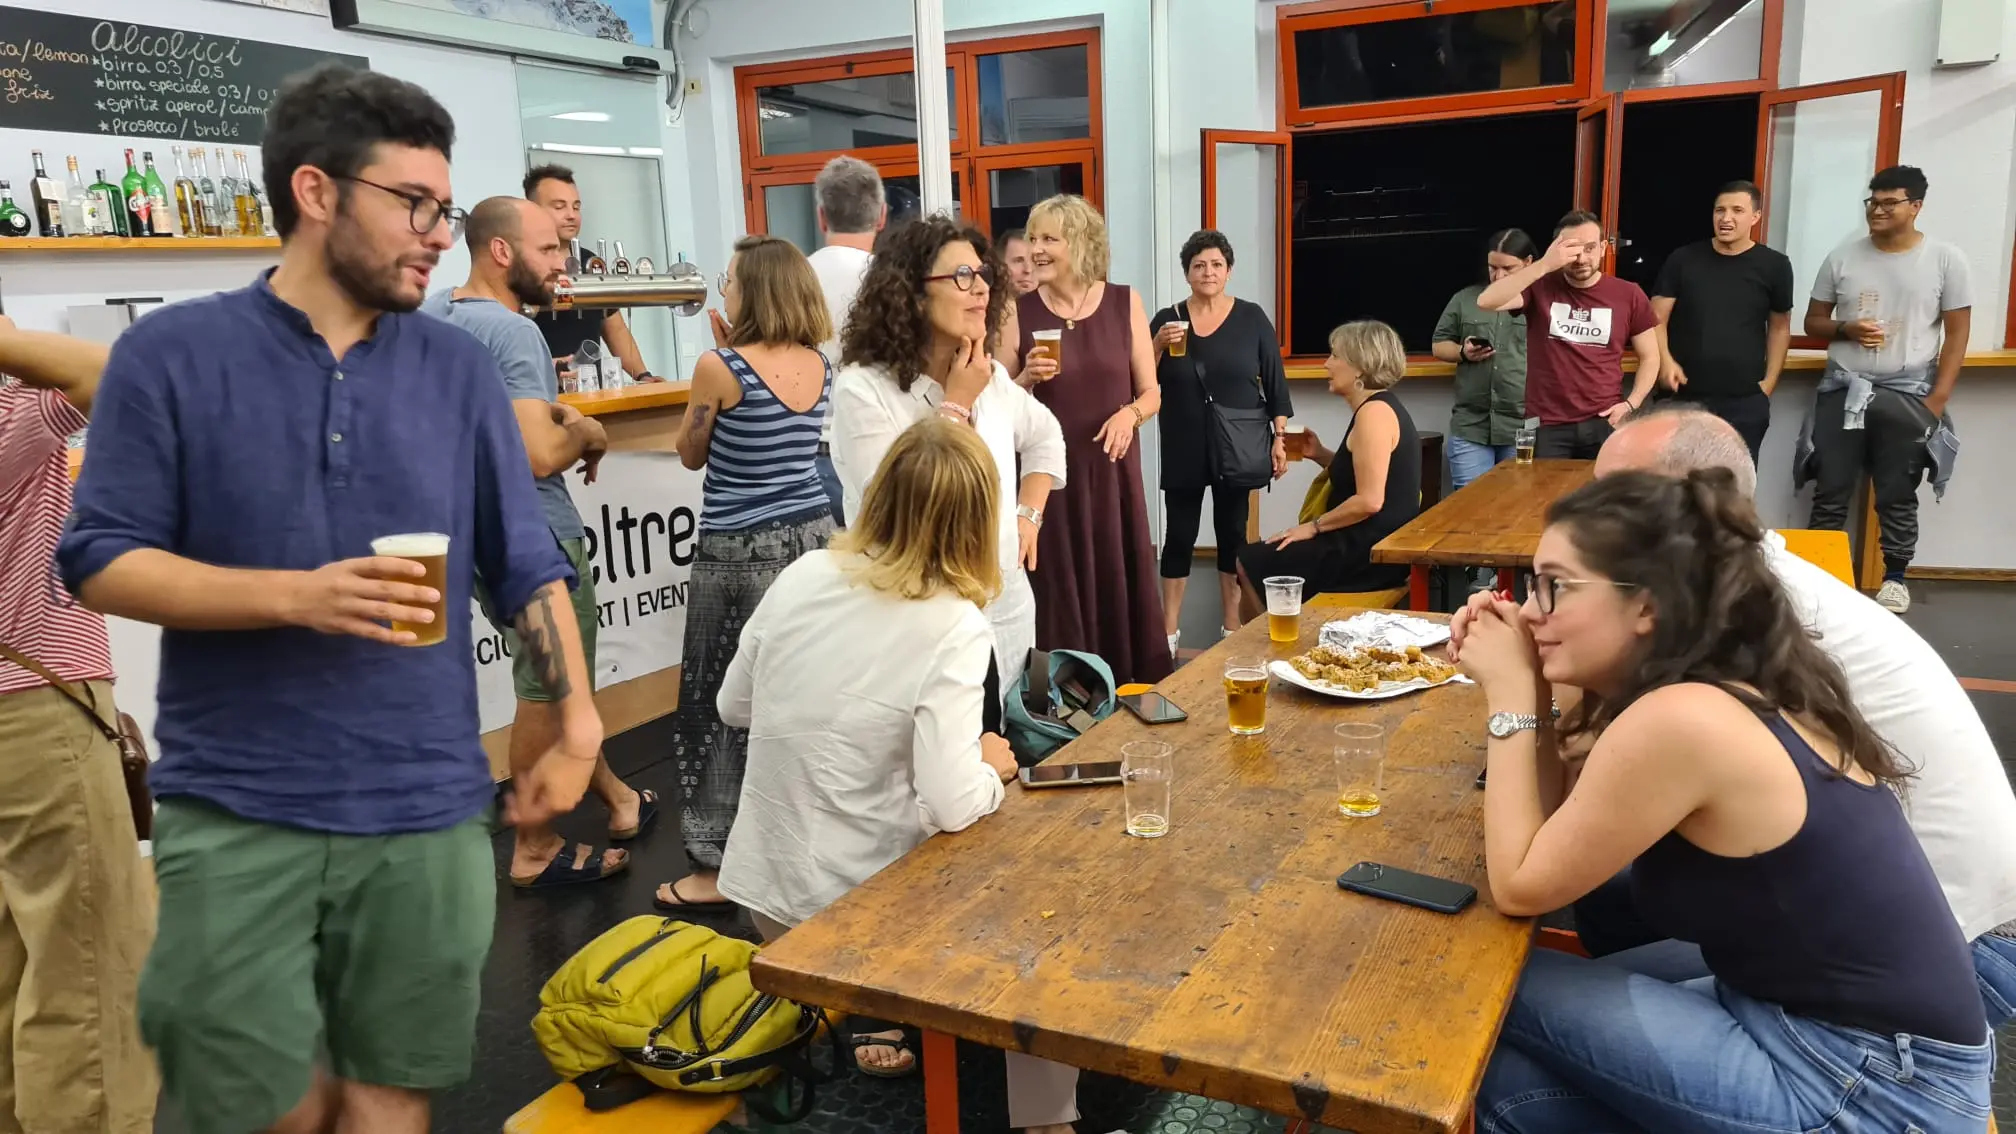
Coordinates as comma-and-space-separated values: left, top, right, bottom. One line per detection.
1409, 564, 1430, 612
923, 1029, 960, 1134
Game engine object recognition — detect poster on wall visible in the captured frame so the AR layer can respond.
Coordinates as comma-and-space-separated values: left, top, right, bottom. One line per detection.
337, 0, 654, 47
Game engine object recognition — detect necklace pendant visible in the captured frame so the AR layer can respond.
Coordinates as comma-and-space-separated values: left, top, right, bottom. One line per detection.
1065, 319, 1075, 330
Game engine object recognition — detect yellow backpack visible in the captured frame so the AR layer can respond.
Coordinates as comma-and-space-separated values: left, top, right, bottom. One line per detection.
532, 916, 830, 1119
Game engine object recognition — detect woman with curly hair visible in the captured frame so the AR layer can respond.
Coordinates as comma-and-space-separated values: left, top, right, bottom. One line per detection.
999, 195, 1170, 684
830, 215, 1067, 686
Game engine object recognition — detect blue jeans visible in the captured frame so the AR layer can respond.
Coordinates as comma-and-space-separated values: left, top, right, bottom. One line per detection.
1448, 437, 1517, 492
1479, 946, 1994, 1134
814, 449, 844, 527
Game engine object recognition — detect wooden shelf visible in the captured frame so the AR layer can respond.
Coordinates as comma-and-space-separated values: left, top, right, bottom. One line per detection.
0, 236, 279, 253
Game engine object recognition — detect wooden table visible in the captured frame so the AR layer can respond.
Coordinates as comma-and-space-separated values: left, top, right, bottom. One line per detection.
1371, 459, 1596, 610
749, 609, 1532, 1134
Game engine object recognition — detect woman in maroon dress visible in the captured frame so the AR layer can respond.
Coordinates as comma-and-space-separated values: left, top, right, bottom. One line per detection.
1001, 195, 1172, 685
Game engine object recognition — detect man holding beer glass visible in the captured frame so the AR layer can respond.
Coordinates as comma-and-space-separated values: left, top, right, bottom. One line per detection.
58, 67, 598, 1134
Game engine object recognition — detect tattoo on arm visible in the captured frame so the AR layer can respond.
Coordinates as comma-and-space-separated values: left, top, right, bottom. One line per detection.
514, 590, 573, 699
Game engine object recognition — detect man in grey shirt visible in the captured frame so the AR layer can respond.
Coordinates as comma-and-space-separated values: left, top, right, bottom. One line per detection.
1800, 165, 1971, 614
424, 197, 656, 886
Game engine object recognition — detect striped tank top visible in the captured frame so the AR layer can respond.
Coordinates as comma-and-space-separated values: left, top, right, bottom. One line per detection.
700, 347, 833, 532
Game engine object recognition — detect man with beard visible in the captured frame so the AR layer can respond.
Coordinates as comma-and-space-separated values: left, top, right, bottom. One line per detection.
57, 66, 600, 1134
1479, 209, 1661, 459
424, 197, 652, 889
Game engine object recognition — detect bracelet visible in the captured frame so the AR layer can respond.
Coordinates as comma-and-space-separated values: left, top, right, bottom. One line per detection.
938, 400, 972, 422
1127, 403, 1145, 427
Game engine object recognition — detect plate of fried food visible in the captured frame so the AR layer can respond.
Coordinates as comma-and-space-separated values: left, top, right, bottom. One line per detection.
1270, 643, 1467, 701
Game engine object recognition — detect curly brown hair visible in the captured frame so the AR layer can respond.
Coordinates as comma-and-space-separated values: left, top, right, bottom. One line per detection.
839, 215, 1009, 392
1548, 468, 1910, 786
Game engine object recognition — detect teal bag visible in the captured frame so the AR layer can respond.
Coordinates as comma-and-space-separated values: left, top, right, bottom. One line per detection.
1002, 648, 1117, 765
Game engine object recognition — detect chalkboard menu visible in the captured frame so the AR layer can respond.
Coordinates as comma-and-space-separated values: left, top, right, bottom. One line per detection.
0, 7, 369, 144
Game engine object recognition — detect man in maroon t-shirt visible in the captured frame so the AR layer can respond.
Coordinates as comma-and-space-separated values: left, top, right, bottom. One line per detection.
1479, 209, 1661, 459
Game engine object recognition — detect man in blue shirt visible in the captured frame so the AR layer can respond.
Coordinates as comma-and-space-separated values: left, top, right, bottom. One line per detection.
424, 197, 658, 889
57, 66, 601, 1134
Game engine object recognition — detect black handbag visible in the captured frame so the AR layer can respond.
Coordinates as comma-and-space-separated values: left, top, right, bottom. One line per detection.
1178, 302, 1274, 491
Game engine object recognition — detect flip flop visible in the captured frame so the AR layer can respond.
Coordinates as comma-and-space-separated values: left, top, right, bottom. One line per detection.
652, 877, 739, 913
511, 844, 629, 889
609, 789, 660, 842
847, 1031, 918, 1079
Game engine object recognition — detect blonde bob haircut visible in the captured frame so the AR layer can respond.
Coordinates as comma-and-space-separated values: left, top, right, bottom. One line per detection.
724, 234, 832, 351
830, 419, 1003, 607
1327, 320, 1408, 391
1025, 194, 1111, 283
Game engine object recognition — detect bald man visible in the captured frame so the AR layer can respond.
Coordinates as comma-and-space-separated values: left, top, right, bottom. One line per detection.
1456, 405, 2016, 1020
423, 198, 654, 889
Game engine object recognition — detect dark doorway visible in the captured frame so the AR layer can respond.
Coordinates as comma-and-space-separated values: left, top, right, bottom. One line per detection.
1614, 95, 1761, 290
1288, 110, 1575, 355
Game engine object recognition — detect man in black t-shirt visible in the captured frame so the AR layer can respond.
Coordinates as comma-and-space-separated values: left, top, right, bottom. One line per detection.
524, 164, 656, 383
1650, 180, 1795, 460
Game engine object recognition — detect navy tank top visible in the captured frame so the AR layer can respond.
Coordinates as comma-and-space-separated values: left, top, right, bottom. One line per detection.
700, 347, 831, 532
1633, 711, 1985, 1045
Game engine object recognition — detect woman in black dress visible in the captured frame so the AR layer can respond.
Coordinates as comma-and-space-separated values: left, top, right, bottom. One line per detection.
1151, 231, 1292, 655
1237, 320, 1419, 615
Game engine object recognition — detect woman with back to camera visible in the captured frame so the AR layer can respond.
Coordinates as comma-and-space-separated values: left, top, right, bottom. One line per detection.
657, 234, 838, 913
1236, 320, 1418, 617
831, 214, 1066, 687
1151, 230, 1293, 657
1453, 469, 1988, 1133
999, 194, 1170, 685
715, 420, 1094, 1134
1432, 228, 1534, 493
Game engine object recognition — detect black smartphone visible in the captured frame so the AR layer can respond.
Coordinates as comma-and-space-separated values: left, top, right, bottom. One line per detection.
1475, 767, 1488, 789
1019, 761, 1125, 788
1337, 862, 1477, 914
1118, 691, 1188, 724
1464, 335, 1492, 351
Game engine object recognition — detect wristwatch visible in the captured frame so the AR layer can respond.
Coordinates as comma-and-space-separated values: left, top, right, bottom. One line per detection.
1487, 711, 1539, 739
1016, 504, 1044, 527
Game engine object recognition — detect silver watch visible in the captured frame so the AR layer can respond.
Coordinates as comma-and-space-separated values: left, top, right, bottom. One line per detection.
1487, 711, 1539, 739
1016, 504, 1044, 526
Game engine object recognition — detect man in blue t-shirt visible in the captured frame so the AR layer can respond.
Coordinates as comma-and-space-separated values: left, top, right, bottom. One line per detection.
425, 197, 655, 888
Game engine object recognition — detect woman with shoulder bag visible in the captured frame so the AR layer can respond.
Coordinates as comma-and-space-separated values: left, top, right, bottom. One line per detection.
1150, 231, 1292, 655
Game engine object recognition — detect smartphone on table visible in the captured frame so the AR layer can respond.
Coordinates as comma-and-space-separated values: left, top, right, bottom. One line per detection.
1337, 862, 1477, 914
1118, 691, 1187, 724
1018, 761, 1125, 788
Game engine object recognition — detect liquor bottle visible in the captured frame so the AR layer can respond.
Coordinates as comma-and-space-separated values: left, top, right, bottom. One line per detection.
62, 156, 98, 235
610, 241, 630, 276
26, 151, 63, 237
233, 151, 263, 239
170, 147, 209, 237
142, 152, 175, 236
585, 238, 608, 275
90, 169, 128, 236
242, 153, 275, 237
120, 149, 155, 237
192, 149, 223, 236
0, 183, 30, 237
211, 148, 239, 236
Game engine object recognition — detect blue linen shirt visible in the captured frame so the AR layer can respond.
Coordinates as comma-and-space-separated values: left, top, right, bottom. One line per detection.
57, 271, 574, 835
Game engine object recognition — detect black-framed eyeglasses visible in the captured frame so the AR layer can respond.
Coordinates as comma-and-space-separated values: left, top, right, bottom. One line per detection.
922, 263, 996, 292
336, 175, 467, 238
1863, 195, 1919, 214
1532, 572, 1638, 616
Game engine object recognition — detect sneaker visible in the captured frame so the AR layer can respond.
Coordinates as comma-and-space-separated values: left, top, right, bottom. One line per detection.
1168, 633, 1180, 657
1876, 579, 1911, 614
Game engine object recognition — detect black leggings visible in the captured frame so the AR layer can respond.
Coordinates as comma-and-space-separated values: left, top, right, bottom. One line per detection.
1161, 485, 1250, 578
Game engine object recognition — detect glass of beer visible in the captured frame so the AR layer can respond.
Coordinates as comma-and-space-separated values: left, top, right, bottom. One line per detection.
1514, 426, 1536, 464
1263, 576, 1304, 642
1167, 320, 1189, 357
1225, 655, 1269, 735
1031, 328, 1063, 376
1283, 423, 1309, 460
370, 532, 450, 647
1121, 741, 1174, 838
1334, 722, 1386, 817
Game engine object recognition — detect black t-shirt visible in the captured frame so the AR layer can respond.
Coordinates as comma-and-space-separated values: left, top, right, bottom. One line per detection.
1651, 241, 1795, 398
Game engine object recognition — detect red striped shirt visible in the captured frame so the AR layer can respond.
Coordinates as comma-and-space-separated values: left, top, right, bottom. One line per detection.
0, 384, 112, 694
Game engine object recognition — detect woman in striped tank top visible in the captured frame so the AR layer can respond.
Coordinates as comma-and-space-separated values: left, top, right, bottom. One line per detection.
658, 235, 838, 912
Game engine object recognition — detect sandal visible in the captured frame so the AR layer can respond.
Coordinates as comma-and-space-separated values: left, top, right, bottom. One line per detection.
652, 878, 738, 913
848, 1031, 918, 1079
511, 843, 629, 889
609, 789, 660, 842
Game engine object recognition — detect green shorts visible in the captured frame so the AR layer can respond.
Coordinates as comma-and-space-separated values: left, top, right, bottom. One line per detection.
479, 536, 599, 702
140, 799, 495, 1129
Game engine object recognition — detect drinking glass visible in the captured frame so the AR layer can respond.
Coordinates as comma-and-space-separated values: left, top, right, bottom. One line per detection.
369, 533, 449, 647
1167, 320, 1189, 357
1334, 722, 1386, 817
569, 340, 604, 394
1030, 328, 1063, 376
1283, 423, 1309, 460
1122, 741, 1173, 838
1514, 426, 1536, 464
1224, 655, 1268, 735
1263, 576, 1304, 643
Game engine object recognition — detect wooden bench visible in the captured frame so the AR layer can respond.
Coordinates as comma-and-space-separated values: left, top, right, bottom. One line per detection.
1306, 585, 1410, 610
503, 1082, 738, 1134
1775, 529, 1855, 588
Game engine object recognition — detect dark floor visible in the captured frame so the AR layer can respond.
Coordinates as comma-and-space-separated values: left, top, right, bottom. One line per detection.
153, 579, 2016, 1133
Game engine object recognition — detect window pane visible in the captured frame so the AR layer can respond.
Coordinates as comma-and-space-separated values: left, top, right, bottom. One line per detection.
1206, 143, 1280, 328
1293, 2, 1576, 110
985, 163, 1084, 237
1764, 89, 1882, 312
979, 46, 1092, 146
884, 174, 965, 230
757, 69, 957, 157
1605, 0, 1763, 93
763, 183, 821, 253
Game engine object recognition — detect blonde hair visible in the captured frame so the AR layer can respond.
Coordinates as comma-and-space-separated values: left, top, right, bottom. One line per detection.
1025, 194, 1110, 282
830, 419, 1002, 606
726, 234, 832, 350
1328, 320, 1407, 390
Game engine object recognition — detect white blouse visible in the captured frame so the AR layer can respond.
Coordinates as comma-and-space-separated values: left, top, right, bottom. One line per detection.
715, 549, 1006, 928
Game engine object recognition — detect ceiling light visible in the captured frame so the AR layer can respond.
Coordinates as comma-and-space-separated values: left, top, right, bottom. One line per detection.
1647, 30, 1678, 55
536, 143, 626, 155
551, 111, 612, 122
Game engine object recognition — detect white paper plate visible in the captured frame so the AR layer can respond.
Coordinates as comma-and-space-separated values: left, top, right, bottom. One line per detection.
1269, 658, 1469, 701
